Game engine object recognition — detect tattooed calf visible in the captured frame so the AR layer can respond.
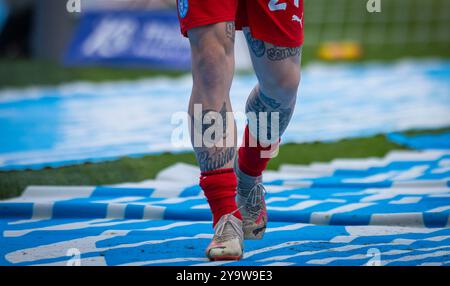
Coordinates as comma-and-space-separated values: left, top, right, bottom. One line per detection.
192, 102, 229, 146
246, 90, 294, 141
197, 147, 236, 172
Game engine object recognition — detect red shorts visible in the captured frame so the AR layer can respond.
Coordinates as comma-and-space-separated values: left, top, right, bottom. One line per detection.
177, 0, 304, 48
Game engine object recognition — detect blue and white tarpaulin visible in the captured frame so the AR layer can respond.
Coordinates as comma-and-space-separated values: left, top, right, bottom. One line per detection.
64, 10, 191, 70
388, 132, 450, 150
0, 60, 449, 170
1, 149, 450, 266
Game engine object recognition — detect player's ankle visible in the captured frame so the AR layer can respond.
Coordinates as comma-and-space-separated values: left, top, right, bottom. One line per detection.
199, 168, 242, 227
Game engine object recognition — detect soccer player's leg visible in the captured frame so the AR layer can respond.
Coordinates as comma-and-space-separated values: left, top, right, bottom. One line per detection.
236, 27, 302, 240
187, 22, 244, 260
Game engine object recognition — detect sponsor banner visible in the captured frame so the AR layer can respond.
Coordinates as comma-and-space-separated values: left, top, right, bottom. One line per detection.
0, 0, 7, 32
64, 9, 191, 70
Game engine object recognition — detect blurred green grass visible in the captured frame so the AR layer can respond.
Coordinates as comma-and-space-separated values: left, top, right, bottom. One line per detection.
0, 59, 186, 88
2, 127, 448, 199
404, 126, 450, 136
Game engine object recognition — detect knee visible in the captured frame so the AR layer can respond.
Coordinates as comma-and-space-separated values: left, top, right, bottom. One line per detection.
190, 35, 234, 93
194, 48, 230, 91
261, 64, 301, 97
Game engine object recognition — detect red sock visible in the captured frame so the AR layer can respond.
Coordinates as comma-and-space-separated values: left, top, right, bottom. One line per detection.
238, 125, 279, 177
199, 168, 242, 227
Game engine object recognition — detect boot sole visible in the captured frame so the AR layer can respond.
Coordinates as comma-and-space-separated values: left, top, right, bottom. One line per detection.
208, 255, 243, 261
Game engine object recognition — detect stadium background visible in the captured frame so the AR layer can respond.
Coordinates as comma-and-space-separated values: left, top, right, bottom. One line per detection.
0, 0, 449, 266
0, 0, 448, 197
0, 0, 449, 85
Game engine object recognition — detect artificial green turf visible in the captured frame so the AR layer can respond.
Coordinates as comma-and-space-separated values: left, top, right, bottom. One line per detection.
267, 135, 406, 169
0, 152, 196, 199
0, 59, 186, 88
403, 126, 450, 136
0, 134, 406, 199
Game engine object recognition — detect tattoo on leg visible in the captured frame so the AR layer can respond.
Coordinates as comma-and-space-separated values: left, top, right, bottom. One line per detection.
199, 102, 228, 141
259, 91, 281, 109
267, 46, 302, 61
276, 106, 294, 137
246, 90, 294, 139
191, 102, 236, 172
225, 22, 235, 43
244, 29, 265, 58
244, 28, 302, 61
197, 147, 236, 172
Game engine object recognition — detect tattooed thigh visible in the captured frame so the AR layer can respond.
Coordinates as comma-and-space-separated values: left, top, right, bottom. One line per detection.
225, 21, 235, 43
243, 28, 266, 58
244, 27, 302, 61
266, 46, 302, 61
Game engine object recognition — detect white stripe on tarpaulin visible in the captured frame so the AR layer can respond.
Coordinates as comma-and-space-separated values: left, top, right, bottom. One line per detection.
307, 246, 450, 266
369, 213, 426, 227
1, 149, 450, 265
330, 225, 440, 244
389, 197, 422, 204
309, 203, 374, 225
4, 186, 96, 221
20, 186, 96, 199
35, 256, 108, 266
118, 257, 207, 266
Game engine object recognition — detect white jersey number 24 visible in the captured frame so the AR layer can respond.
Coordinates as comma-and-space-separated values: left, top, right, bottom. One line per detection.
268, 0, 300, 11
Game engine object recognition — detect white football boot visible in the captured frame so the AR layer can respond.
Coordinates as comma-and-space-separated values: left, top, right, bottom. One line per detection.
205, 212, 244, 261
